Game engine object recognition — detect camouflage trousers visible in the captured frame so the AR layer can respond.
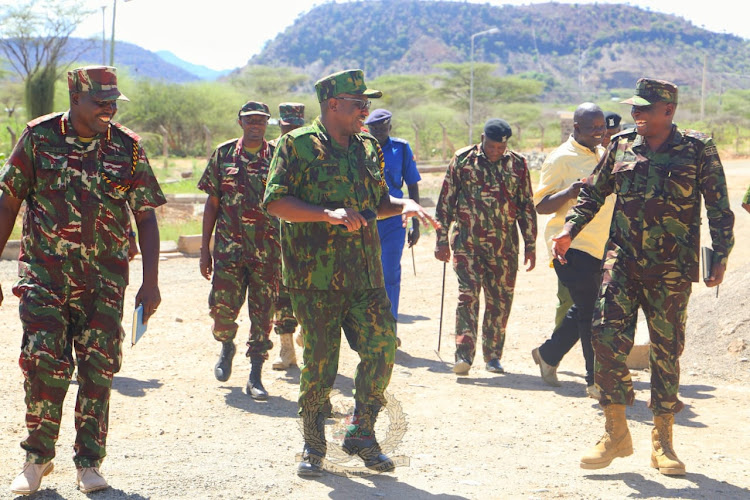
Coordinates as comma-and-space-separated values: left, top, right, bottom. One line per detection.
13, 277, 125, 468
290, 287, 396, 415
593, 266, 692, 415
274, 285, 298, 335
453, 251, 518, 364
209, 260, 276, 359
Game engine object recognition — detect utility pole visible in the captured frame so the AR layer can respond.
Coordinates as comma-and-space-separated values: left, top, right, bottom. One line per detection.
109, 0, 117, 66
101, 6, 107, 65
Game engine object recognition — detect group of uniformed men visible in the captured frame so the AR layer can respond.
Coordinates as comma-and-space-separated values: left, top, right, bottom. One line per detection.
0, 63, 744, 494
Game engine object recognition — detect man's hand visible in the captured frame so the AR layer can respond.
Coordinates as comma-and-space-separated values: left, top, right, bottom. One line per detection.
200, 247, 213, 280
435, 244, 450, 262
400, 198, 440, 231
705, 262, 726, 288
135, 283, 161, 323
524, 250, 536, 272
742, 202, 750, 214
325, 207, 368, 231
407, 219, 420, 247
551, 231, 572, 265
567, 180, 585, 199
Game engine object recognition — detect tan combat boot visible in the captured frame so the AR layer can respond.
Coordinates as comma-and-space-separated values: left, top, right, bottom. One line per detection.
651, 414, 686, 476
580, 404, 633, 469
272, 333, 297, 370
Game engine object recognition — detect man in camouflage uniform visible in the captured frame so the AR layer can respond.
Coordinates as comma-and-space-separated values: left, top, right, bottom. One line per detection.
269, 103, 305, 370
0, 66, 165, 495
198, 101, 279, 400
553, 79, 734, 475
263, 69, 437, 477
435, 119, 537, 376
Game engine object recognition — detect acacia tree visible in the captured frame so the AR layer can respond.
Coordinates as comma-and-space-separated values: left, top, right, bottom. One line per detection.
0, 0, 92, 119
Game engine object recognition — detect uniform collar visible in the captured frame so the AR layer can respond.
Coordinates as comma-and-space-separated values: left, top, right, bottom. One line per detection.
632, 124, 681, 151
235, 136, 269, 159
312, 116, 365, 148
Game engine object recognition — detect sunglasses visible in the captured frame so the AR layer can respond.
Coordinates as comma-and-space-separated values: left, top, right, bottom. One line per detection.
336, 96, 371, 110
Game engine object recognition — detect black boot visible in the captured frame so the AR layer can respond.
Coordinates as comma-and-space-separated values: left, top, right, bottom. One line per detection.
246, 356, 268, 400
214, 341, 236, 382
341, 403, 395, 472
297, 412, 327, 478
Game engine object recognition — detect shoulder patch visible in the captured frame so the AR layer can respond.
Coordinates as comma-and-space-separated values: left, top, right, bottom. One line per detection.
111, 122, 142, 143
390, 136, 409, 145
27, 112, 64, 129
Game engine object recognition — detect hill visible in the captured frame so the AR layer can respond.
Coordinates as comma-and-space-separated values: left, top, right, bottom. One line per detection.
249, 0, 750, 96
155, 50, 232, 80
61, 38, 200, 83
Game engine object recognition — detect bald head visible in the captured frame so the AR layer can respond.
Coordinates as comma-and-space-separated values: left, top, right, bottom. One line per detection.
573, 102, 605, 151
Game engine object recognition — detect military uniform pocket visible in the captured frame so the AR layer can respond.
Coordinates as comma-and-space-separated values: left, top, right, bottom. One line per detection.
35, 153, 68, 191
663, 165, 697, 200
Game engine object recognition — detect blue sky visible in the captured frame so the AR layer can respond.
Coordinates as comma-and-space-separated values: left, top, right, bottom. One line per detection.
48, 0, 750, 71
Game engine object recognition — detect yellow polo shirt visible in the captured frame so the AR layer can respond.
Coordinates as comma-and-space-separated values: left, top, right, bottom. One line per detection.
534, 136, 615, 263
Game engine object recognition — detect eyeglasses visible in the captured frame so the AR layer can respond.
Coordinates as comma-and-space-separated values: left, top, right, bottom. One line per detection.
336, 96, 371, 110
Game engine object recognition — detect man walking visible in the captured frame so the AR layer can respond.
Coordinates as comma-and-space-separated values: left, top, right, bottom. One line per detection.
553, 78, 734, 475
263, 69, 437, 477
199, 101, 278, 400
435, 119, 537, 376
269, 102, 305, 370
2, 66, 165, 495
363, 109, 421, 330
532, 103, 613, 398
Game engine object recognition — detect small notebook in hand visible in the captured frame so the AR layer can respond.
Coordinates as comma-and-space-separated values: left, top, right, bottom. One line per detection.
131, 304, 148, 346
701, 246, 719, 298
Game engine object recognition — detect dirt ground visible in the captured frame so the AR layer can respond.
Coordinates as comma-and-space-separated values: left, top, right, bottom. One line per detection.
0, 162, 749, 499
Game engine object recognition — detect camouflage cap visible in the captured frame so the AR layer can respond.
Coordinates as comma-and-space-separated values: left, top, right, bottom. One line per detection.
621, 78, 678, 106
68, 65, 129, 101
278, 102, 305, 126
238, 101, 270, 117
314, 69, 382, 102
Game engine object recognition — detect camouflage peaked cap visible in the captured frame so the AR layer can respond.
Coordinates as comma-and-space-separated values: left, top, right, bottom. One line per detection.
68, 65, 129, 101
238, 101, 270, 117
278, 102, 305, 126
621, 78, 678, 106
314, 69, 382, 102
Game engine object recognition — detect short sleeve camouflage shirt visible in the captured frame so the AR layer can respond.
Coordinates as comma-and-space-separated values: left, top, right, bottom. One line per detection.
0, 112, 166, 288
198, 138, 280, 265
262, 117, 389, 290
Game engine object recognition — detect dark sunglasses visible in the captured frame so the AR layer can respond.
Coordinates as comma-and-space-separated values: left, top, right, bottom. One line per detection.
336, 96, 371, 110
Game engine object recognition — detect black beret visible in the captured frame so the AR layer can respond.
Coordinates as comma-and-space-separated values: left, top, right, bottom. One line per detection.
604, 111, 622, 130
483, 118, 512, 142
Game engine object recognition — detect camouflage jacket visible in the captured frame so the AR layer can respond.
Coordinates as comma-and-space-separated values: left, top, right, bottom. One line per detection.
262, 117, 389, 290
565, 126, 735, 282
435, 144, 537, 256
198, 137, 280, 265
743, 184, 750, 204
0, 111, 166, 289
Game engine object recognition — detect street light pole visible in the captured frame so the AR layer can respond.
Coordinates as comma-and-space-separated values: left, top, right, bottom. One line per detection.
101, 6, 107, 65
109, 0, 133, 66
469, 27, 499, 145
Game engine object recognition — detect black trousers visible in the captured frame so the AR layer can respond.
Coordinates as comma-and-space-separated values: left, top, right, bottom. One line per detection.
538, 248, 602, 386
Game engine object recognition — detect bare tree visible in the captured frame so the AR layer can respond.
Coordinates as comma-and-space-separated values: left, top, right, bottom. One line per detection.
0, 0, 93, 119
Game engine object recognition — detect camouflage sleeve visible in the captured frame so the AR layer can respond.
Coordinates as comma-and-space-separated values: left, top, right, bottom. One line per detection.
699, 140, 734, 267
743, 184, 750, 205
263, 134, 299, 208
0, 127, 35, 200
434, 153, 460, 246
197, 146, 221, 198
128, 144, 166, 213
516, 158, 537, 254
374, 141, 389, 205
564, 144, 615, 240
